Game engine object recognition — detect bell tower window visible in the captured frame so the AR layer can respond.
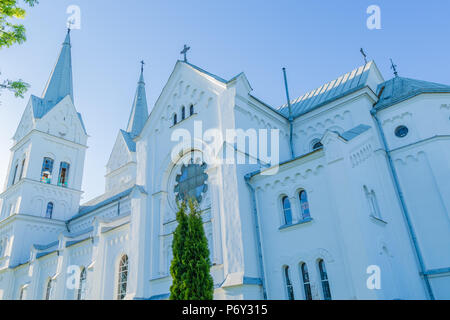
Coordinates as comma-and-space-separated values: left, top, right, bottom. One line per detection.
46, 202, 54, 219
11, 163, 18, 186
58, 162, 70, 187
41, 158, 54, 184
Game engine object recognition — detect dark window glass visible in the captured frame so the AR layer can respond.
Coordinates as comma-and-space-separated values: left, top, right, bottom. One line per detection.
299, 191, 311, 220
313, 141, 323, 150
45, 279, 53, 300
173, 114, 177, 126
77, 268, 87, 300
46, 202, 54, 219
19, 158, 26, 180
12, 164, 18, 185
318, 260, 332, 300
58, 162, 70, 187
395, 125, 409, 138
282, 196, 293, 225
301, 263, 312, 300
190, 104, 194, 116
117, 255, 128, 300
174, 163, 208, 203
41, 158, 54, 184
182, 107, 186, 120
284, 266, 295, 300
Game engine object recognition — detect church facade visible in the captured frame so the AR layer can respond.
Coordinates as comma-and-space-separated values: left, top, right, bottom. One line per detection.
0, 31, 449, 300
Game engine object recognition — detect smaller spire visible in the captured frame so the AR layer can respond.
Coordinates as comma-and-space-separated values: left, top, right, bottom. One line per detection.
126, 62, 149, 137
390, 58, 399, 78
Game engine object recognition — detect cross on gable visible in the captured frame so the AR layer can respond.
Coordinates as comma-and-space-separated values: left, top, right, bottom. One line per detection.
180, 44, 190, 62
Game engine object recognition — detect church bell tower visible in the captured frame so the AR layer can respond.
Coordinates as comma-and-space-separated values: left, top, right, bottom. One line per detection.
0, 30, 88, 267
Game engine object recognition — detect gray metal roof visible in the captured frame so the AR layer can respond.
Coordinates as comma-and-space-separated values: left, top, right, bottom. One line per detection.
374, 76, 450, 111
277, 62, 375, 119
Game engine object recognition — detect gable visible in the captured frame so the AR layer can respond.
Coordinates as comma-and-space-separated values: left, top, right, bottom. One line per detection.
106, 131, 134, 174
36, 95, 88, 145
13, 99, 35, 143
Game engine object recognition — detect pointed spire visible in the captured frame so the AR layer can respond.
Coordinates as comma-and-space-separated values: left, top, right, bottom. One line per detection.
41, 29, 74, 106
126, 62, 149, 137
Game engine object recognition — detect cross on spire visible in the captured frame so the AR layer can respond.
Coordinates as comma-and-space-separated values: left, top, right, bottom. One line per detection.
180, 44, 190, 62
390, 58, 399, 77
140, 60, 145, 73
360, 48, 368, 64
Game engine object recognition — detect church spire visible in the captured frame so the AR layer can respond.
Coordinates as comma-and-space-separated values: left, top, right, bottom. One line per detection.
126, 62, 149, 137
41, 29, 74, 106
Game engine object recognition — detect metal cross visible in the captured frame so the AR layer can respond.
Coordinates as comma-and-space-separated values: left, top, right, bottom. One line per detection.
140, 60, 145, 73
360, 48, 368, 64
180, 44, 190, 62
390, 58, 399, 77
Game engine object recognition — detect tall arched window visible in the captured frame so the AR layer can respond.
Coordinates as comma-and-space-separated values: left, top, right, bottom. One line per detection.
46, 202, 54, 219
318, 259, 332, 300
11, 163, 18, 185
41, 158, 54, 184
19, 158, 26, 180
77, 268, 87, 300
181, 106, 186, 120
45, 278, 53, 300
117, 255, 128, 300
300, 263, 312, 300
283, 266, 295, 300
58, 162, 70, 187
190, 104, 194, 116
173, 114, 178, 126
19, 286, 26, 300
282, 196, 292, 225
299, 191, 311, 220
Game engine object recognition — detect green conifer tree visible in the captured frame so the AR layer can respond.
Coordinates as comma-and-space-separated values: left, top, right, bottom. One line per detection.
169, 202, 189, 300
181, 200, 214, 300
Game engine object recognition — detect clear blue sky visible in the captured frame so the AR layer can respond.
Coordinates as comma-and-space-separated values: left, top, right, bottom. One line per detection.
0, 0, 449, 202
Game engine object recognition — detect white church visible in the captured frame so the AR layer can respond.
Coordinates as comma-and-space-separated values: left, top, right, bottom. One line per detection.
0, 30, 449, 300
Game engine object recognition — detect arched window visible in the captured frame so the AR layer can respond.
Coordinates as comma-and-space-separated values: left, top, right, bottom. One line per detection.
0, 239, 4, 257
181, 106, 186, 120
173, 114, 178, 126
11, 163, 18, 185
311, 139, 323, 151
46, 202, 54, 219
318, 259, 332, 300
19, 286, 26, 300
299, 191, 311, 220
117, 255, 128, 300
77, 268, 87, 300
300, 263, 312, 300
41, 158, 54, 184
283, 266, 295, 300
19, 158, 26, 180
190, 104, 194, 116
45, 278, 53, 300
282, 196, 292, 225
58, 162, 70, 187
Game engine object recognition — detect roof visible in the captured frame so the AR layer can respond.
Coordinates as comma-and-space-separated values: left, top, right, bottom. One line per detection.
70, 185, 146, 220
277, 61, 377, 119
340, 124, 371, 141
374, 76, 450, 110
120, 129, 136, 152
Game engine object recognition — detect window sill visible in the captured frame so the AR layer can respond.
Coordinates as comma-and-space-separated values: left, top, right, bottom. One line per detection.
279, 217, 313, 231
370, 215, 387, 225
170, 113, 198, 129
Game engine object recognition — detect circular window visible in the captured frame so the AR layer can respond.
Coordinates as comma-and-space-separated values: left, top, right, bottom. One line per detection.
395, 126, 409, 138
